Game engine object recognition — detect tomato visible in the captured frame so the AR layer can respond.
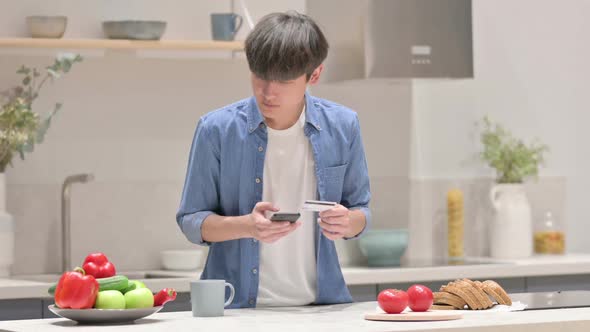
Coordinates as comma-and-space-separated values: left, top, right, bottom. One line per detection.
377, 289, 409, 314
407, 284, 433, 312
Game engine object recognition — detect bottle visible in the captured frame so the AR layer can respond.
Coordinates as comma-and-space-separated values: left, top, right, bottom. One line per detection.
534, 211, 565, 254
447, 189, 464, 260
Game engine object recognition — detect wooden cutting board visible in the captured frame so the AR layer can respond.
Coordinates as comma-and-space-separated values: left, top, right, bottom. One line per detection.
364, 310, 463, 321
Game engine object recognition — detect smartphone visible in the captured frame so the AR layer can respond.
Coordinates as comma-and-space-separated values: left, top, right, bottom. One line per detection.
270, 212, 301, 223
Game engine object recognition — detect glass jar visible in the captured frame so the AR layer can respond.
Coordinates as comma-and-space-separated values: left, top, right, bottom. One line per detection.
534, 211, 565, 255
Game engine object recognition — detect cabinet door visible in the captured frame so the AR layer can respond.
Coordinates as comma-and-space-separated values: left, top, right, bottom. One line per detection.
349, 285, 378, 302
0, 299, 42, 320
159, 292, 191, 312
41, 298, 60, 319
526, 275, 590, 292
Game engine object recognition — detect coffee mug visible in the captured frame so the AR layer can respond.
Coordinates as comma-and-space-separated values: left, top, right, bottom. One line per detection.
210, 13, 243, 41
190, 279, 235, 317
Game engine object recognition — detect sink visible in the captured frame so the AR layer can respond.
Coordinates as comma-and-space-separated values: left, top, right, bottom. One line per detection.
12, 272, 189, 283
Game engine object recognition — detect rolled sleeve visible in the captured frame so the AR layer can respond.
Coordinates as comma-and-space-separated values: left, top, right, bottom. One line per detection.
178, 211, 215, 246
346, 206, 371, 240
342, 114, 372, 240
176, 118, 220, 246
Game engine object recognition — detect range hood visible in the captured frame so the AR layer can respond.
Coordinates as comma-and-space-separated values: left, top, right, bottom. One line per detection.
307, 0, 473, 81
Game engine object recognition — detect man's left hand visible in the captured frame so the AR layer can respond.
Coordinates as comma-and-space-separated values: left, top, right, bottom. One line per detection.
318, 204, 352, 240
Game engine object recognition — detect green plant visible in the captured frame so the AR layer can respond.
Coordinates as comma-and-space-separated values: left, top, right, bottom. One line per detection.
0, 53, 82, 172
478, 116, 549, 184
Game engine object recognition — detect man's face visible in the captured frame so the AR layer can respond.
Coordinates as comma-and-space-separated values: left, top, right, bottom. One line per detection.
251, 66, 323, 124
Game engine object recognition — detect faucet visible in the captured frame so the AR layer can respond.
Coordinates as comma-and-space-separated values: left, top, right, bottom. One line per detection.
61, 173, 94, 272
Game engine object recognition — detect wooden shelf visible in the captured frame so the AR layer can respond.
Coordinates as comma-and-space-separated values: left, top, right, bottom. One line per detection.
0, 38, 244, 51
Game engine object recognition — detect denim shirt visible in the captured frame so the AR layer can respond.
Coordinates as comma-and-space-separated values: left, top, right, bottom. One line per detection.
176, 91, 371, 308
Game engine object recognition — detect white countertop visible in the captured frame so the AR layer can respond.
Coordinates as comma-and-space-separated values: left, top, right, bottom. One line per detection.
343, 253, 590, 285
2, 254, 590, 300
1, 301, 590, 332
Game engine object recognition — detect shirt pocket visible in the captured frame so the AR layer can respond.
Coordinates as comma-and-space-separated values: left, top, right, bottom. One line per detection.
321, 164, 348, 202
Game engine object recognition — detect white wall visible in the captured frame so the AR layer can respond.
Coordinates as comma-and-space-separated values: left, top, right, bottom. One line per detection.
1, 0, 410, 273
0, 0, 302, 274
411, 0, 590, 253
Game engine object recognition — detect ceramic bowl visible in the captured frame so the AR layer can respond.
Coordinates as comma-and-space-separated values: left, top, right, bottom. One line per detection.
26, 16, 67, 38
160, 249, 206, 271
359, 229, 409, 267
102, 20, 167, 40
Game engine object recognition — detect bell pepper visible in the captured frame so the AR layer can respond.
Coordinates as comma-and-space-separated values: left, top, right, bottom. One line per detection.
82, 252, 116, 278
54, 267, 99, 309
153, 288, 177, 307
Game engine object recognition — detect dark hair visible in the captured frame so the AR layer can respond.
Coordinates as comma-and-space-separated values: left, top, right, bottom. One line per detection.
245, 11, 329, 82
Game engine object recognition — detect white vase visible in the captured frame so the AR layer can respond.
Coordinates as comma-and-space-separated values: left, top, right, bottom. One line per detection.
489, 183, 533, 259
0, 173, 15, 277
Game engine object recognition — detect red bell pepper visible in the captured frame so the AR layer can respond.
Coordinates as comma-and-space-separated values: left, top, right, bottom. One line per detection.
54, 267, 99, 309
82, 252, 116, 278
154, 288, 177, 306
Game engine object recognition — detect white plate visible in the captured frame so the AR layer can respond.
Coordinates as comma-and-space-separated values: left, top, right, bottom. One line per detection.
48, 305, 163, 324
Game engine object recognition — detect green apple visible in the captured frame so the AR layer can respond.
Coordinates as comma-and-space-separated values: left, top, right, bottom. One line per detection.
125, 288, 154, 309
94, 290, 125, 309
130, 280, 147, 289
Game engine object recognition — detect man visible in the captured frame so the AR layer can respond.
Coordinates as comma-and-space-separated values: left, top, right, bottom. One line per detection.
176, 11, 371, 308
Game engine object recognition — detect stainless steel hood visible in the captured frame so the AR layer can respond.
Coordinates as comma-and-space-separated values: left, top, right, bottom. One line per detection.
307, 0, 474, 81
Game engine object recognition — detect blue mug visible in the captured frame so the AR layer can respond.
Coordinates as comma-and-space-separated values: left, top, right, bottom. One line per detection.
211, 13, 243, 41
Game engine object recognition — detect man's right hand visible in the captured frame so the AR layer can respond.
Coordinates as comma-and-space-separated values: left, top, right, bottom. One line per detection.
249, 202, 300, 243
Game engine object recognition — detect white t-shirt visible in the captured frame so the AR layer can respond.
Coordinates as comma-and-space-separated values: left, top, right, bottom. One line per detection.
257, 106, 317, 306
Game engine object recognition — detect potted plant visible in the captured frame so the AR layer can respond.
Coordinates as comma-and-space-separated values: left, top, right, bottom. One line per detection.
0, 53, 82, 277
478, 116, 549, 259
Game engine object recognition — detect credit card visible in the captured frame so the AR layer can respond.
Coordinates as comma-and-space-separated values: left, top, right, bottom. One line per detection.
302, 200, 337, 212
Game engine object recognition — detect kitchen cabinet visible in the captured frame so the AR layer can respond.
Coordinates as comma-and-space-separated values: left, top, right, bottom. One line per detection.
349, 285, 378, 302
3, 274, 590, 321
527, 275, 590, 292
41, 299, 59, 319
0, 299, 42, 320
159, 292, 191, 313
3, 301, 590, 331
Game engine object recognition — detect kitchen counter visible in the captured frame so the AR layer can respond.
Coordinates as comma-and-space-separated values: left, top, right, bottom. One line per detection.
3, 254, 590, 300
343, 253, 590, 285
1, 301, 590, 332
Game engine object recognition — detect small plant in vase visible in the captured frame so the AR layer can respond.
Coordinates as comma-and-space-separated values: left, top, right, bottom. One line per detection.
477, 116, 549, 259
479, 116, 549, 184
0, 53, 82, 172
0, 53, 82, 277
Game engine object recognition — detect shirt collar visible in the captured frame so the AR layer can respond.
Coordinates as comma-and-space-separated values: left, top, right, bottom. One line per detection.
247, 90, 321, 134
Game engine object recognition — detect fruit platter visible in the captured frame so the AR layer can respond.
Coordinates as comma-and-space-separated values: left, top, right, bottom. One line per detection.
47, 252, 177, 324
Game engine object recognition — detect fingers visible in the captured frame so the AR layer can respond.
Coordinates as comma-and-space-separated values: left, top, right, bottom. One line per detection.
255, 202, 280, 213
318, 215, 349, 225
257, 220, 292, 231
257, 220, 298, 234
260, 223, 300, 243
322, 229, 343, 241
317, 218, 347, 234
319, 204, 348, 219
